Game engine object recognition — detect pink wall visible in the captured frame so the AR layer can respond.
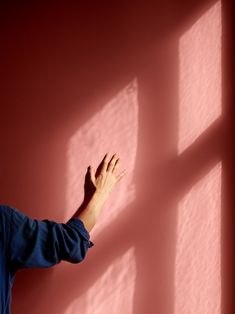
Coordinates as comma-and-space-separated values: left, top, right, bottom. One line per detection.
0, 0, 230, 313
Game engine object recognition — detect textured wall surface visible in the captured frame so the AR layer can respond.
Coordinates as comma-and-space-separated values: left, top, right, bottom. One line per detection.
175, 3, 221, 314
0, 1, 223, 313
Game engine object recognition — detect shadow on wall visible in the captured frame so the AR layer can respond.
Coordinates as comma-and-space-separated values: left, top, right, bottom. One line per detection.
0, 0, 229, 313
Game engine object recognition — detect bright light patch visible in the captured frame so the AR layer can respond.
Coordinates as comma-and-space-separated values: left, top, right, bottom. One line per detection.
175, 162, 221, 314
65, 80, 138, 236
65, 247, 136, 314
178, 1, 221, 154
176, 2, 222, 312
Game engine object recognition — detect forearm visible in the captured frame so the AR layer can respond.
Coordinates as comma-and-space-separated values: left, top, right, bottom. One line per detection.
72, 192, 106, 232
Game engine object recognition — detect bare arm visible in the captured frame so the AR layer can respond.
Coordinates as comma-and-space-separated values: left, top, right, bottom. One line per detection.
72, 153, 127, 232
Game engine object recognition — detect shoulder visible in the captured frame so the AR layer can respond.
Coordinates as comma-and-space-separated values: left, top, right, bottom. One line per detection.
0, 204, 23, 226
0, 204, 13, 219
0, 205, 13, 238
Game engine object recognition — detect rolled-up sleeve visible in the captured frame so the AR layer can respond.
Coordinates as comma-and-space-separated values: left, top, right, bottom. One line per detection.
8, 206, 94, 270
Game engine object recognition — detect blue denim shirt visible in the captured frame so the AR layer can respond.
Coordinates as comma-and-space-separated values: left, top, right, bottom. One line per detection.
0, 204, 94, 314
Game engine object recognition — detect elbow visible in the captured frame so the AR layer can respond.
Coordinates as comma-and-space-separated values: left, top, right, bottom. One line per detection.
68, 243, 88, 263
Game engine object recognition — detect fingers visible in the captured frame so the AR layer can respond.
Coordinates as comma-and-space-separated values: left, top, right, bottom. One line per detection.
98, 153, 127, 182
112, 158, 120, 173
107, 153, 118, 172
106, 153, 127, 181
116, 169, 128, 182
99, 152, 110, 177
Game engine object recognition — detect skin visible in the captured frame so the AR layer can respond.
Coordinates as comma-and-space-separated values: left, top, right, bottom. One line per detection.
72, 153, 127, 232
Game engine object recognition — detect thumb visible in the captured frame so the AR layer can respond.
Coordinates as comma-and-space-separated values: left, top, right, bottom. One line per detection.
88, 166, 96, 184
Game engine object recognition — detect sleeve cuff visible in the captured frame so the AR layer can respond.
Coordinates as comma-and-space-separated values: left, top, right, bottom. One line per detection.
66, 217, 94, 248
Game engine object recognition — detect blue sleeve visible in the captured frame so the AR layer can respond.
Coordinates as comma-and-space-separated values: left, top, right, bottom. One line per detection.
8, 206, 94, 270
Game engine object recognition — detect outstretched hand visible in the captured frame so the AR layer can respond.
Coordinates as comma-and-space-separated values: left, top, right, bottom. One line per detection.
75, 153, 127, 231
83, 153, 127, 204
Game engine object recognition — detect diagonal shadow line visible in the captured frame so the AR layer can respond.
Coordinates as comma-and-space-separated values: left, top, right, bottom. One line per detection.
162, 116, 224, 200
61, 116, 224, 294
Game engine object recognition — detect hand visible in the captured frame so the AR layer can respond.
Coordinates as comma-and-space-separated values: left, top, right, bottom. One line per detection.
74, 153, 127, 231
86, 153, 127, 203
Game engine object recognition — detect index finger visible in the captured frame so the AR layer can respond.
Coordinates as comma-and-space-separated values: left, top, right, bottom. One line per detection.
95, 153, 110, 177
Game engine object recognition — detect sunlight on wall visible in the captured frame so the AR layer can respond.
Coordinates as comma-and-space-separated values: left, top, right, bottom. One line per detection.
65, 247, 136, 314
175, 163, 221, 314
178, 1, 221, 154
65, 79, 138, 237
175, 2, 222, 313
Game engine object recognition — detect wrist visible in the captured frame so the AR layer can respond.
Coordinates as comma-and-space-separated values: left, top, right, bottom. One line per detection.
90, 191, 107, 208
73, 192, 106, 232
